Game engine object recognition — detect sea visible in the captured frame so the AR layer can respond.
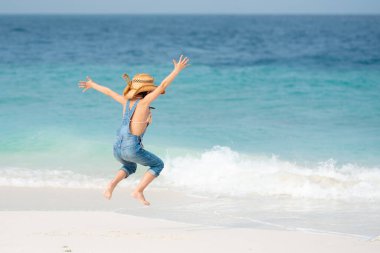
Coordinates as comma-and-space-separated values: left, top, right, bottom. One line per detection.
0, 14, 379, 239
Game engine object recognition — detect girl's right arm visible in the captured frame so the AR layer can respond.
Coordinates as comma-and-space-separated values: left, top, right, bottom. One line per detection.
143, 55, 190, 105
78, 76, 126, 104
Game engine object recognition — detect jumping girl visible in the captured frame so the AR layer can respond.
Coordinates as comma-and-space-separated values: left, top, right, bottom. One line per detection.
78, 55, 190, 205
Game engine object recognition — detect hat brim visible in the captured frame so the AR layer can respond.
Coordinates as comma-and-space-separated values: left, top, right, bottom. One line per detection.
125, 85, 165, 99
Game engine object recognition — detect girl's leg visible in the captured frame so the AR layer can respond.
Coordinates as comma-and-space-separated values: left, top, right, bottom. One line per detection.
131, 149, 164, 205
131, 172, 156, 205
103, 169, 127, 200
104, 161, 136, 200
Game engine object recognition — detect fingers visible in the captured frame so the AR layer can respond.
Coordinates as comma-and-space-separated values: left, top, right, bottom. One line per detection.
78, 77, 92, 92
78, 81, 89, 91
180, 56, 189, 64
174, 55, 190, 70
176, 54, 190, 64
178, 55, 188, 62
180, 57, 189, 66
79, 85, 89, 92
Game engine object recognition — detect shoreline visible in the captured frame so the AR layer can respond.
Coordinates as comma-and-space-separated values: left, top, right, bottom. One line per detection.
1, 186, 379, 239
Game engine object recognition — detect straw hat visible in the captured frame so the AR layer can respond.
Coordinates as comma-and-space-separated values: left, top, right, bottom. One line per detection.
122, 73, 165, 99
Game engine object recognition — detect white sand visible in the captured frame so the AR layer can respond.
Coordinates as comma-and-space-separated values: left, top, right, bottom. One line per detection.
0, 211, 379, 253
0, 187, 379, 253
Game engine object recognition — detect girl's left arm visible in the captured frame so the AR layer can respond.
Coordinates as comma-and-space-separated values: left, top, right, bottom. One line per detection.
78, 76, 126, 104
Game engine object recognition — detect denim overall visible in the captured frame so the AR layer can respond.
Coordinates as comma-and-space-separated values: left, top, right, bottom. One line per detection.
113, 99, 164, 177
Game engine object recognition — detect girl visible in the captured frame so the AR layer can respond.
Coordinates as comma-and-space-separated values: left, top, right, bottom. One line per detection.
78, 55, 190, 205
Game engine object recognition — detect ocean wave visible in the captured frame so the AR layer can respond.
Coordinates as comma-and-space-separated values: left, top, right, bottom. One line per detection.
1, 146, 380, 200
161, 146, 380, 200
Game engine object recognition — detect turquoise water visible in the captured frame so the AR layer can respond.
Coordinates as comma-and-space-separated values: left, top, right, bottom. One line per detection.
1, 63, 379, 172
1, 15, 380, 237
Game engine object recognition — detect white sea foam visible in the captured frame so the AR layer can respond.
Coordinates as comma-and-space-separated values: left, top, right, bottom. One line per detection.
1, 145, 380, 200
0, 167, 108, 189
161, 146, 380, 200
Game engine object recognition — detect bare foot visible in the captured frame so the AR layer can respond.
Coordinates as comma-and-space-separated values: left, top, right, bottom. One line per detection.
131, 191, 150, 205
103, 183, 115, 200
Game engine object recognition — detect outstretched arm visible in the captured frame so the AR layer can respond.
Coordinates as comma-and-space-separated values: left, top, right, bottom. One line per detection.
143, 55, 190, 104
78, 76, 126, 104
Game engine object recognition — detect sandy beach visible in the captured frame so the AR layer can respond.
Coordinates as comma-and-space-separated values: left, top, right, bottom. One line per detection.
1, 211, 380, 253
0, 186, 379, 253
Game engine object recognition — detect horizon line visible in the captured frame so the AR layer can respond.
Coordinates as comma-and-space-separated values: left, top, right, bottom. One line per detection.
0, 12, 379, 15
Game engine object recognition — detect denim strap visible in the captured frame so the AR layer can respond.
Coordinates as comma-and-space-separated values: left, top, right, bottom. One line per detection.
122, 100, 130, 120
128, 99, 140, 119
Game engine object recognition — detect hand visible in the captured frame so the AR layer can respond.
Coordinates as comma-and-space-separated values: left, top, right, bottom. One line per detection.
173, 55, 190, 72
78, 76, 95, 92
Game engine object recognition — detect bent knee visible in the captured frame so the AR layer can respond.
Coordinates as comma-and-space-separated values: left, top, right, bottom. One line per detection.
151, 159, 164, 176
157, 159, 164, 169
156, 159, 164, 172
122, 164, 137, 176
